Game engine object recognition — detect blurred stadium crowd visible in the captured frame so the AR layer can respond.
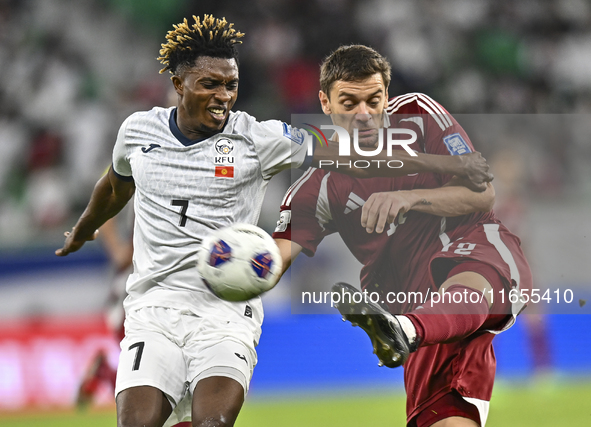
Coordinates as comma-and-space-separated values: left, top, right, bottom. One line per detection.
1, 0, 591, 248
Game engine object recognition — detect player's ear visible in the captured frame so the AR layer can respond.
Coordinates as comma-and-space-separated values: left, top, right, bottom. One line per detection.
172, 75, 184, 96
319, 90, 331, 115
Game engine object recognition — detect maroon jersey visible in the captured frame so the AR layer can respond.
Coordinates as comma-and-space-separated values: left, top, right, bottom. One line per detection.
274, 93, 530, 309
274, 93, 533, 423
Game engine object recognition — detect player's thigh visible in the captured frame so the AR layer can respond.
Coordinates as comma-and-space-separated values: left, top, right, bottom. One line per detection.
186, 328, 256, 425
116, 309, 189, 410
440, 270, 493, 305
439, 261, 512, 314
192, 376, 244, 426
116, 385, 172, 427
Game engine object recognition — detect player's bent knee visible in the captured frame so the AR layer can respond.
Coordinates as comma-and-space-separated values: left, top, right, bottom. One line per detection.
193, 410, 241, 427
430, 416, 480, 427
118, 408, 167, 427
192, 416, 235, 427
192, 376, 245, 427
440, 271, 494, 308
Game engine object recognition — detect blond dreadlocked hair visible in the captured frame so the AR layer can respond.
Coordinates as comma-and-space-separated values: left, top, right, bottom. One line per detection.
158, 15, 244, 75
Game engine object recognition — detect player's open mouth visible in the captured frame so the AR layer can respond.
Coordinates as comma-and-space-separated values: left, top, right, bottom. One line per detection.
208, 107, 226, 121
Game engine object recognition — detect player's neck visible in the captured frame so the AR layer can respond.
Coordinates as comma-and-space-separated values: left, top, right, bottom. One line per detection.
175, 108, 227, 142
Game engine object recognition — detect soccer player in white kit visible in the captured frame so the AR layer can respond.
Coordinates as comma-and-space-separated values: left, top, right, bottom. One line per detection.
55, 15, 493, 427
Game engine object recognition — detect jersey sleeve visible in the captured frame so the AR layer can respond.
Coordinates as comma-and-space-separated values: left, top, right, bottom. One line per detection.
387, 93, 475, 185
272, 168, 335, 257
250, 119, 311, 179
112, 116, 133, 180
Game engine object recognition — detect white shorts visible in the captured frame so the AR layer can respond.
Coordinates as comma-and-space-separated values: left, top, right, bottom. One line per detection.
115, 306, 257, 409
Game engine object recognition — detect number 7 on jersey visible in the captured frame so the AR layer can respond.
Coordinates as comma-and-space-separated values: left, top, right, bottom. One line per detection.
171, 199, 189, 227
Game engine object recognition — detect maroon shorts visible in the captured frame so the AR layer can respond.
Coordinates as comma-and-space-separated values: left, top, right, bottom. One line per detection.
405, 222, 533, 425
408, 390, 481, 427
404, 262, 508, 425
430, 222, 533, 318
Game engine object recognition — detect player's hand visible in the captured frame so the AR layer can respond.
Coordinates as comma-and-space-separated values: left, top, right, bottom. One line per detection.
55, 227, 99, 257
361, 191, 416, 234
458, 152, 493, 192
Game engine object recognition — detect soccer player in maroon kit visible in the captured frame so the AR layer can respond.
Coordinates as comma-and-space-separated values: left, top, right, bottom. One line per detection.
273, 45, 532, 427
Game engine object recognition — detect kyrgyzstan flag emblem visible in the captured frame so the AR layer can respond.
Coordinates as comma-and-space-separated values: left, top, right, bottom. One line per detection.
215, 166, 234, 178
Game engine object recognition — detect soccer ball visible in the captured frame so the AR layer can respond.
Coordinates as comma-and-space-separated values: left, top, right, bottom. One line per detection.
197, 223, 283, 301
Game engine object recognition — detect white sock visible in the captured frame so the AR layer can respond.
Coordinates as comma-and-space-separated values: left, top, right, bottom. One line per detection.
394, 315, 417, 345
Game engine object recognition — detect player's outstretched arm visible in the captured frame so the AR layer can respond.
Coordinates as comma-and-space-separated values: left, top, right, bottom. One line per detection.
274, 238, 303, 277
361, 182, 495, 234
55, 167, 135, 256
311, 144, 493, 192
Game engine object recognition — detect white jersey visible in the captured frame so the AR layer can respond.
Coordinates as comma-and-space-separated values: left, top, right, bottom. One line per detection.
112, 106, 309, 344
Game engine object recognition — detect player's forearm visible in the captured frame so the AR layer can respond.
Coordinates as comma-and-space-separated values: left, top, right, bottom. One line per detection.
72, 173, 134, 242
407, 183, 495, 217
274, 238, 303, 277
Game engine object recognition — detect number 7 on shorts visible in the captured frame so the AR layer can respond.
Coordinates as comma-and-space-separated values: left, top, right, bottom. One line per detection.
128, 342, 145, 371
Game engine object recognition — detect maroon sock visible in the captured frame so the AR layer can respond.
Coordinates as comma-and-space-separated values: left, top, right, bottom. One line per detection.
405, 284, 490, 346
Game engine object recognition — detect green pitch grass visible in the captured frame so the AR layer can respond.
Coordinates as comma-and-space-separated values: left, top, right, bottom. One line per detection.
1, 380, 590, 426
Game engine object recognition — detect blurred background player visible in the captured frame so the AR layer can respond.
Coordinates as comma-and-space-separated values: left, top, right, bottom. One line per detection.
490, 148, 552, 378
76, 198, 133, 408
273, 45, 532, 427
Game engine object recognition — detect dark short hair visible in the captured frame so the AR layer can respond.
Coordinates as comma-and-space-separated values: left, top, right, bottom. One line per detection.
319, 45, 391, 96
158, 14, 244, 75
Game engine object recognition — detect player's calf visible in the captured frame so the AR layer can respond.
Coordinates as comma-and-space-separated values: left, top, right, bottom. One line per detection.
405, 284, 490, 346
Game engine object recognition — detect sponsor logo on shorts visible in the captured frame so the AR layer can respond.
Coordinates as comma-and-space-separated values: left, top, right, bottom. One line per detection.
244, 305, 252, 318
234, 353, 248, 364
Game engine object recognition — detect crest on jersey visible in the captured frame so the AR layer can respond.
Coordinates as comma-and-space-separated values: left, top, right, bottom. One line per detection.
215, 139, 234, 155
214, 139, 235, 167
